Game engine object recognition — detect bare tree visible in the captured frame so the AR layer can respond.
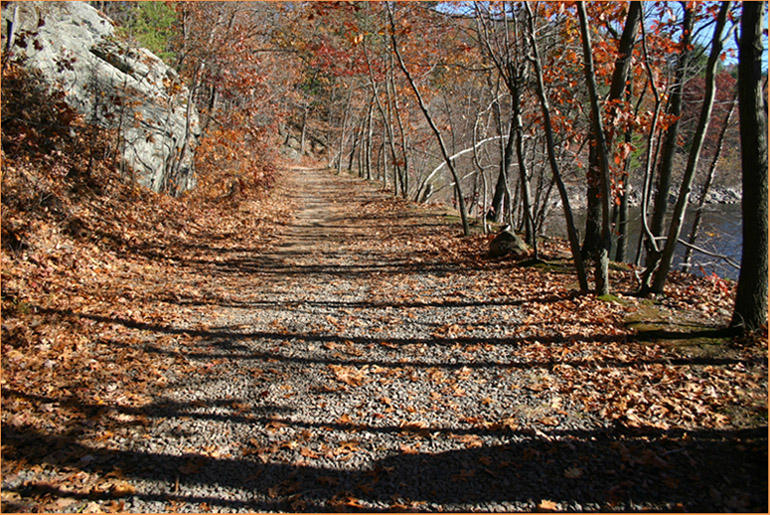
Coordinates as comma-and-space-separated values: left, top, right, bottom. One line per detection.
639, 2, 695, 295
387, 3, 471, 236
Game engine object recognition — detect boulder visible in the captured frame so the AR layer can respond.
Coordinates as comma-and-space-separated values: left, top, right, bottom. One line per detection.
1, 1, 200, 195
489, 229, 530, 258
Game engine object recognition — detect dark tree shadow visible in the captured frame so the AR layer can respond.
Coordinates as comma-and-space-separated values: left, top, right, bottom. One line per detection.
2, 415, 766, 512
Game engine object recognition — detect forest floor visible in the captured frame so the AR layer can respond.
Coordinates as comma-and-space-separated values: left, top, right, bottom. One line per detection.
1, 164, 767, 513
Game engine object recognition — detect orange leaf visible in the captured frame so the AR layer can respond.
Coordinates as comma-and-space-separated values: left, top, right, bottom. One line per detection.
537, 499, 559, 512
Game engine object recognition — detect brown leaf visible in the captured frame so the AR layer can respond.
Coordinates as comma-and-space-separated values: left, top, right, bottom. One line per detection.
539, 416, 559, 426
337, 413, 353, 425
334, 440, 361, 455
265, 419, 287, 432
104, 500, 125, 513
399, 443, 420, 454
329, 364, 368, 386
300, 446, 319, 459
108, 480, 136, 497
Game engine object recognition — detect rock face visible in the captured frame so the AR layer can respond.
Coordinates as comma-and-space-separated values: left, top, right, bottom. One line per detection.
489, 229, 530, 258
1, 1, 199, 195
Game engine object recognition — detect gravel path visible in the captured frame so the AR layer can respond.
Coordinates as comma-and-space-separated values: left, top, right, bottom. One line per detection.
11, 167, 761, 512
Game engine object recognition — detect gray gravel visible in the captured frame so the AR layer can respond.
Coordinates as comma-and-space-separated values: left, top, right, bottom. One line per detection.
6, 167, 763, 512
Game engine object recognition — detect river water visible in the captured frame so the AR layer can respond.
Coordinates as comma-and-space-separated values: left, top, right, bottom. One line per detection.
543, 203, 743, 281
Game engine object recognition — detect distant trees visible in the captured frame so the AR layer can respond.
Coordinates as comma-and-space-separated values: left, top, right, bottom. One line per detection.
169, 2, 291, 195
288, 1, 754, 301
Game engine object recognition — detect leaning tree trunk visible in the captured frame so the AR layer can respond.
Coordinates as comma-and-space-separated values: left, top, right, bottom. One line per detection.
731, 1, 768, 331
387, 3, 471, 236
682, 91, 736, 273
650, 2, 730, 294
525, 2, 588, 292
635, 16, 665, 269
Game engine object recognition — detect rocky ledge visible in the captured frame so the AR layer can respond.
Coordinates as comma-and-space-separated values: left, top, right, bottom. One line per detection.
1, 1, 200, 195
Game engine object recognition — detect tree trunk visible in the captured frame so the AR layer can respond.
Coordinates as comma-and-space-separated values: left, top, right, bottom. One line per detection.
525, 2, 588, 292
510, 69, 536, 248
389, 60, 410, 198
581, 139, 602, 258
582, 1, 642, 259
489, 90, 510, 223
336, 85, 354, 175
364, 36, 401, 195
357, 115, 366, 178
348, 118, 361, 173
300, 104, 308, 156
472, 108, 490, 234
650, 1, 731, 294
615, 84, 641, 262
494, 100, 516, 227
365, 98, 374, 181
578, 2, 614, 296
731, 1, 768, 331
640, 3, 694, 293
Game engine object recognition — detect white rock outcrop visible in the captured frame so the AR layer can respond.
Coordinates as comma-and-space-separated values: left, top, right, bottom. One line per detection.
1, 1, 199, 195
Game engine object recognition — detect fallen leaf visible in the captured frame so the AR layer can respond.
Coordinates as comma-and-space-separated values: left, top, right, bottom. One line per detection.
329, 364, 368, 386
539, 416, 559, 426
537, 499, 559, 512
563, 466, 583, 479
109, 480, 136, 497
